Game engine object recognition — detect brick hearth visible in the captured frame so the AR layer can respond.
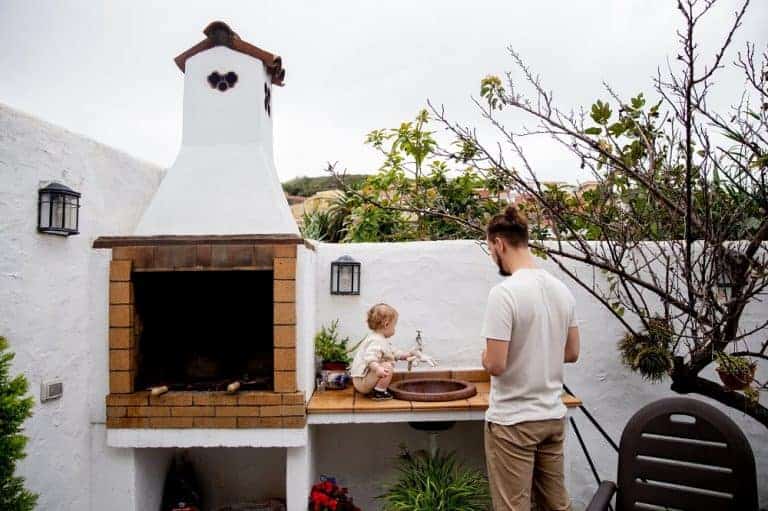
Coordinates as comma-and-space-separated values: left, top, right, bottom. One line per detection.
104, 241, 305, 428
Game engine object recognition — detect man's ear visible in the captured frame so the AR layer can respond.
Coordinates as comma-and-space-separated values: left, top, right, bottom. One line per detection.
493, 237, 505, 254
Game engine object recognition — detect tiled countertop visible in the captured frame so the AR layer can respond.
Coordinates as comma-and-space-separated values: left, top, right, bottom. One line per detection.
307, 371, 581, 424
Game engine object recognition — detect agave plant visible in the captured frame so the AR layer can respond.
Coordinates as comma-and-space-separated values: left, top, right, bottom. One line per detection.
378, 448, 490, 511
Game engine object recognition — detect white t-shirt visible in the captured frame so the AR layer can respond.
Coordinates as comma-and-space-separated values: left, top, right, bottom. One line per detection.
349, 332, 407, 378
481, 268, 578, 425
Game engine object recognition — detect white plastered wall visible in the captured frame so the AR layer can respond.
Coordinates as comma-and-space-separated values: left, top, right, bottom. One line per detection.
0, 102, 164, 510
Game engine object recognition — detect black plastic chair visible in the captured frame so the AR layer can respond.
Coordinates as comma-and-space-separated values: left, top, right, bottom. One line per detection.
586, 397, 759, 511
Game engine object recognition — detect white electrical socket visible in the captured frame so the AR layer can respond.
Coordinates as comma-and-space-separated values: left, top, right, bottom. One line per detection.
40, 379, 63, 402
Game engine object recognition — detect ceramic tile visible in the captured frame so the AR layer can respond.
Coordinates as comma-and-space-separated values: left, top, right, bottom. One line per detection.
307, 389, 354, 412
563, 393, 582, 408
467, 393, 489, 410
474, 382, 490, 394
410, 399, 470, 410
451, 369, 490, 382
354, 393, 412, 411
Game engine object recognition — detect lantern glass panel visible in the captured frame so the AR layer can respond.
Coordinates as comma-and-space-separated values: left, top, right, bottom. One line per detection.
339, 265, 353, 293
39, 192, 51, 229
331, 264, 339, 293
352, 265, 360, 293
64, 196, 78, 231
51, 195, 65, 229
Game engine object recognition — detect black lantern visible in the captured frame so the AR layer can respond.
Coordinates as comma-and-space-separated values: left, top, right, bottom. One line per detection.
38, 182, 80, 236
714, 253, 735, 303
330, 255, 361, 295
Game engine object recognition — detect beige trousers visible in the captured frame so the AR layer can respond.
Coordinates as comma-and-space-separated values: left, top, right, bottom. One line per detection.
484, 418, 571, 511
352, 371, 379, 394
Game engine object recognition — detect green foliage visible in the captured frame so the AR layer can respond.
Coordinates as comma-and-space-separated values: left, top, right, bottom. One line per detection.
282, 175, 367, 197
0, 336, 37, 511
314, 320, 352, 365
378, 448, 490, 511
715, 351, 755, 376
480, 75, 505, 111
617, 317, 673, 382
328, 110, 504, 243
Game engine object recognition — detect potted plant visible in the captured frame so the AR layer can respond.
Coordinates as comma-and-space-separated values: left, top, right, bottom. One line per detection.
309, 476, 360, 511
715, 351, 757, 391
378, 446, 490, 511
315, 320, 352, 390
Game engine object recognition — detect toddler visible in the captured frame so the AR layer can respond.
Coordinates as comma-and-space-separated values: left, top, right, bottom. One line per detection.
350, 303, 412, 400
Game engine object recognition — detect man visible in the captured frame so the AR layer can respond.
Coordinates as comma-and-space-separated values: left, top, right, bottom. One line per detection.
481, 205, 580, 511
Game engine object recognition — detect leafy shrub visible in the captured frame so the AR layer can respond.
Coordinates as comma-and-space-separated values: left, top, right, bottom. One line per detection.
378, 448, 490, 511
0, 335, 37, 511
314, 320, 352, 365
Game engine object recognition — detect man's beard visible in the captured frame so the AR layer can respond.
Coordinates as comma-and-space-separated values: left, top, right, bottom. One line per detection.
496, 259, 511, 277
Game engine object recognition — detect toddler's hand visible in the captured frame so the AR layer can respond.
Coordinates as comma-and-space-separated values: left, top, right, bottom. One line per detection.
374, 364, 392, 378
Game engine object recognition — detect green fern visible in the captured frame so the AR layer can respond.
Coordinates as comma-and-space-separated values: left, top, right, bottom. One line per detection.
378, 448, 490, 511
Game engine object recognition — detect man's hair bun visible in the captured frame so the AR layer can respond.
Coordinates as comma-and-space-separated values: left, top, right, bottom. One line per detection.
486, 204, 529, 247
503, 205, 527, 227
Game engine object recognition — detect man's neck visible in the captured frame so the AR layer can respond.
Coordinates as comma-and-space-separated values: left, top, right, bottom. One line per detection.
504, 251, 538, 275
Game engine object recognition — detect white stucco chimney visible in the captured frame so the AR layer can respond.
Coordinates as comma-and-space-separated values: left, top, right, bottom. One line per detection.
134, 22, 299, 236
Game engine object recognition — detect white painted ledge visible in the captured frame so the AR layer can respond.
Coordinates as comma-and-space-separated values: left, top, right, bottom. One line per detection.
106, 428, 307, 448
307, 410, 487, 425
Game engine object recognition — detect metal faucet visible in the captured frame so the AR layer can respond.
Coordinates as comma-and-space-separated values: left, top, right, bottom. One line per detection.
407, 330, 424, 372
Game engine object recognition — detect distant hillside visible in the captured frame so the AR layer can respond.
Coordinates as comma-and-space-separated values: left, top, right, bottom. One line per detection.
282, 174, 368, 197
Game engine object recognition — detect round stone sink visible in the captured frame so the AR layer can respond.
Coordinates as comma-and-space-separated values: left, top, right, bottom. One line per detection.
389, 378, 477, 402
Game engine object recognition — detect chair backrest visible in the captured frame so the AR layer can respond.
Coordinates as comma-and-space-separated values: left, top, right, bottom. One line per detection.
616, 397, 758, 511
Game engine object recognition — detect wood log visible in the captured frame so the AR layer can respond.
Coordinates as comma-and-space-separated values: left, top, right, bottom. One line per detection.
150, 385, 169, 396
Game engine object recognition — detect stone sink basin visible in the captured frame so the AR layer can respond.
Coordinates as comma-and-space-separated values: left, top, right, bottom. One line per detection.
389, 378, 477, 402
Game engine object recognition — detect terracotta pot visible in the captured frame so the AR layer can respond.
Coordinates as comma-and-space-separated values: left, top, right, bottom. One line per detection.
716, 363, 757, 390
321, 361, 348, 371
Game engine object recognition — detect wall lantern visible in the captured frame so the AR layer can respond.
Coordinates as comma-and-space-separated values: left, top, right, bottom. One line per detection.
38, 182, 80, 236
715, 253, 735, 303
330, 255, 361, 295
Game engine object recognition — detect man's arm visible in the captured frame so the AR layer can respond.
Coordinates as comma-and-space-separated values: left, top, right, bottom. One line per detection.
482, 339, 510, 376
564, 326, 580, 363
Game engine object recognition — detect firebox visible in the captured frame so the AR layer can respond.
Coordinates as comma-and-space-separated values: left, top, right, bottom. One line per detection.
133, 270, 274, 391
97, 241, 306, 429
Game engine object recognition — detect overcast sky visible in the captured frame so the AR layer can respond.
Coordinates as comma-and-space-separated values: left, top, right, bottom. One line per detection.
1, 1, 766, 183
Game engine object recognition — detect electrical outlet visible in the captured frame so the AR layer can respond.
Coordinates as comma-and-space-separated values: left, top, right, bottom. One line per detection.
41, 379, 63, 402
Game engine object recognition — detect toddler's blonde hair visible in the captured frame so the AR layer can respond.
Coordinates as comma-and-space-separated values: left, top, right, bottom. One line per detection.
367, 303, 398, 331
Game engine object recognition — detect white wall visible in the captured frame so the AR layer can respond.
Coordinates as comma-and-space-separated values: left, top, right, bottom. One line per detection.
0, 103, 163, 510
314, 240, 498, 368
312, 240, 768, 508
296, 245, 317, 399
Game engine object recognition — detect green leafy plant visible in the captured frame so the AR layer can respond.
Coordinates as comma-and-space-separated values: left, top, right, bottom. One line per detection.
327, 110, 504, 243
314, 320, 352, 365
715, 351, 755, 377
0, 335, 38, 511
617, 316, 674, 383
714, 352, 758, 397
378, 447, 490, 511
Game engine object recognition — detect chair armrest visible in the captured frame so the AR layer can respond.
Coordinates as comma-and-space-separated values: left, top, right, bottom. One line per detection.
585, 481, 617, 511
